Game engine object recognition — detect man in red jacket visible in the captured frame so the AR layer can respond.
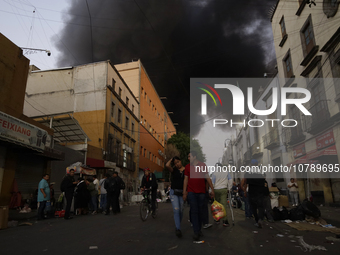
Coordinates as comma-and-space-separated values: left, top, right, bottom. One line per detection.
183, 151, 215, 241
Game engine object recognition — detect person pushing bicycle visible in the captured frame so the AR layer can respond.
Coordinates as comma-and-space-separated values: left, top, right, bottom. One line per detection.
141, 167, 158, 216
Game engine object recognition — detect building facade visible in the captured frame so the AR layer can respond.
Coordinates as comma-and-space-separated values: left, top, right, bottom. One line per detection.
24, 61, 140, 196
115, 60, 176, 179
270, 0, 340, 204
0, 33, 62, 206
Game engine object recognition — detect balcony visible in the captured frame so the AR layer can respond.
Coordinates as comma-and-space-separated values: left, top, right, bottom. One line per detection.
251, 142, 263, 158
283, 126, 305, 145
106, 153, 136, 171
243, 148, 251, 164
263, 128, 280, 150
304, 100, 333, 135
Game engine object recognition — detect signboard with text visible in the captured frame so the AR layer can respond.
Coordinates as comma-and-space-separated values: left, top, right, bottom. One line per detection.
0, 111, 48, 151
316, 129, 335, 150
293, 143, 306, 158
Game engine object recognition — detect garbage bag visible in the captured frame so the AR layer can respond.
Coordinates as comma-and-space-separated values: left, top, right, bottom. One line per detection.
273, 207, 281, 221
301, 199, 321, 218
280, 206, 289, 220
211, 200, 226, 221
289, 205, 305, 221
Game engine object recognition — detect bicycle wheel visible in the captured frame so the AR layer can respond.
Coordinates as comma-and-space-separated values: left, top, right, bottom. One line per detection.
152, 201, 158, 219
140, 199, 149, 221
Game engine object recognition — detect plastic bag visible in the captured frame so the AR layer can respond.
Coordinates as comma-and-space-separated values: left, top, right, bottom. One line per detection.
211, 200, 226, 221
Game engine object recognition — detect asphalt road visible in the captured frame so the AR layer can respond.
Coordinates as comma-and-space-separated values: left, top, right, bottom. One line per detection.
0, 203, 339, 255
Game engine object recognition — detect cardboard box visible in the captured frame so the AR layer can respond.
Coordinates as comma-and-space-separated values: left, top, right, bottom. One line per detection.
269, 187, 279, 192
279, 195, 289, 207
0, 206, 9, 230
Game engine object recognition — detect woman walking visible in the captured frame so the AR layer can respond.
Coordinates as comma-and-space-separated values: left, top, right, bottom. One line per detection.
166, 156, 185, 238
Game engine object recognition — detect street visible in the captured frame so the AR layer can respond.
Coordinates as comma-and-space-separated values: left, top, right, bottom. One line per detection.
1, 203, 339, 255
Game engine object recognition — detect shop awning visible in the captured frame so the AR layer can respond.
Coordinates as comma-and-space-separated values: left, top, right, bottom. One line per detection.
35, 113, 90, 143
66, 162, 96, 175
307, 145, 337, 160
86, 157, 117, 169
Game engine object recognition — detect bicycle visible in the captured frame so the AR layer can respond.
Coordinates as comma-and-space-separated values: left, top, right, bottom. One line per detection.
140, 189, 158, 221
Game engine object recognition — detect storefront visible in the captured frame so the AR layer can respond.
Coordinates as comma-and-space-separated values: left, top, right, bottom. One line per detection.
0, 111, 63, 206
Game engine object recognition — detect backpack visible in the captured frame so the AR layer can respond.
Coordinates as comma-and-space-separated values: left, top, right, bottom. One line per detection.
104, 177, 117, 192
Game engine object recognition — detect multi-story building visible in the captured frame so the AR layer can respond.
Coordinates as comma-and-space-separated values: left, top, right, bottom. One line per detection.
0, 33, 63, 206
270, 0, 340, 204
115, 60, 177, 180
225, 75, 291, 189
24, 60, 140, 196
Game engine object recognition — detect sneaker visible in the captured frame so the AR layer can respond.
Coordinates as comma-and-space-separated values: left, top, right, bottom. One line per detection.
92, 211, 97, 215
175, 229, 182, 238
203, 223, 212, 229
193, 233, 200, 241
214, 220, 220, 224
223, 220, 229, 227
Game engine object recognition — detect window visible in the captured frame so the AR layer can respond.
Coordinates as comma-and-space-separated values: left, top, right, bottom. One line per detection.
303, 22, 315, 54
132, 104, 134, 114
111, 102, 115, 118
280, 16, 286, 37
118, 109, 122, 123
283, 52, 294, 78
140, 146, 143, 155
125, 117, 129, 130
152, 104, 154, 111
149, 99, 151, 106
300, 15, 316, 58
119, 87, 122, 98
112, 78, 116, 90
144, 92, 146, 99
132, 122, 134, 134
144, 148, 146, 157
126, 97, 129, 106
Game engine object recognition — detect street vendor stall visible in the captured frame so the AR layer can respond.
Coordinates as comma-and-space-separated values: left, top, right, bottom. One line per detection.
66, 162, 96, 176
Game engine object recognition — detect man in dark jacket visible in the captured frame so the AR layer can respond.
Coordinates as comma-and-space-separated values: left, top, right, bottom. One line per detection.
141, 167, 158, 216
60, 169, 78, 219
104, 172, 120, 215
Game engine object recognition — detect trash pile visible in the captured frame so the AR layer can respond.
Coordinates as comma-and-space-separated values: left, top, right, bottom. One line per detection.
272, 199, 320, 222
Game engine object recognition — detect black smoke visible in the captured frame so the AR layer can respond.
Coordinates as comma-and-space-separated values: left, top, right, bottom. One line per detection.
55, 0, 277, 135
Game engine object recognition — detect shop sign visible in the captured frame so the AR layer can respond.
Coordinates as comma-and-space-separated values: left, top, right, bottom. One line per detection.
293, 143, 306, 158
0, 111, 48, 151
316, 129, 335, 150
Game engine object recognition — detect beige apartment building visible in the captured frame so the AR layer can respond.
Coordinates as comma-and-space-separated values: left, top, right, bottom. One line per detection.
270, 0, 340, 204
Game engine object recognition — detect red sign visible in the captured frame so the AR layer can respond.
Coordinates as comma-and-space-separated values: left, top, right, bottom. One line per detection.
316, 129, 335, 150
293, 143, 306, 158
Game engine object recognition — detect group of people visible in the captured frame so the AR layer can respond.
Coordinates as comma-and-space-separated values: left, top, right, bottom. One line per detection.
37, 169, 125, 220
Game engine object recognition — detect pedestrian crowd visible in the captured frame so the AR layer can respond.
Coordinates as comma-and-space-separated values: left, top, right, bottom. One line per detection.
36, 155, 300, 242
37, 170, 125, 220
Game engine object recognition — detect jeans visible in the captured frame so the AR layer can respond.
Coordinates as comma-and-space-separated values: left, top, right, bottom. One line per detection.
170, 189, 184, 230
100, 194, 107, 209
188, 192, 205, 234
90, 195, 98, 211
37, 201, 46, 220
214, 189, 228, 221
64, 192, 73, 219
263, 196, 273, 220
202, 192, 210, 224
249, 194, 264, 223
243, 193, 252, 218
290, 191, 299, 205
